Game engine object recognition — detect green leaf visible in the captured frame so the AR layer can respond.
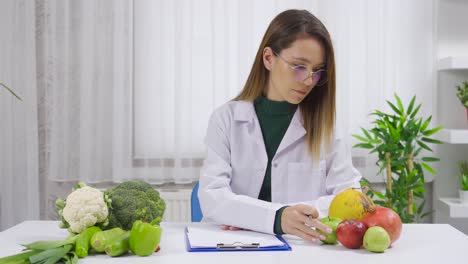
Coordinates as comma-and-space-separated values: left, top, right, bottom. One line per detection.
420, 116, 432, 132
414, 191, 424, 199
353, 134, 369, 142
376, 122, 386, 130
407, 169, 417, 184
374, 191, 386, 200
421, 163, 436, 175
360, 178, 370, 186
406, 96, 416, 115
354, 143, 374, 149
0, 82, 23, 101
374, 200, 387, 206
414, 147, 423, 157
398, 114, 407, 130
388, 122, 399, 140
415, 118, 422, 132
417, 140, 433, 152
387, 100, 402, 115
422, 157, 440, 162
394, 93, 405, 114
410, 104, 422, 119
362, 127, 373, 140
377, 166, 385, 175
422, 126, 443, 136
373, 109, 386, 115
420, 210, 434, 219
370, 148, 379, 154
414, 186, 427, 193
421, 137, 443, 144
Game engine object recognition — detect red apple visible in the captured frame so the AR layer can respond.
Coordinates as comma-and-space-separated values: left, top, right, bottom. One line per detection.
362, 206, 402, 244
336, 219, 368, 249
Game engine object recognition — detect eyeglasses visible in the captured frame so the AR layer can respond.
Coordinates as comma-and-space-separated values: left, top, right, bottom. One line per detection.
274, 52, 327, 86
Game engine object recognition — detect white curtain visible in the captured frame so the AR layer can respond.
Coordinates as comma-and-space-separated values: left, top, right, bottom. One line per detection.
133, 0, 317, 185
35, 0, 133, 219
134, 0, 434, 183
0, 0, 39, 230
37, 0, 133, 185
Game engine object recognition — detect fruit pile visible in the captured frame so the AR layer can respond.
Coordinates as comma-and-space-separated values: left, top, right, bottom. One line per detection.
319, 188, 402, 253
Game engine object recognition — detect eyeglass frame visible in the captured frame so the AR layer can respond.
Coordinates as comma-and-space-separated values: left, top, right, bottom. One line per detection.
273, 51, 327, 85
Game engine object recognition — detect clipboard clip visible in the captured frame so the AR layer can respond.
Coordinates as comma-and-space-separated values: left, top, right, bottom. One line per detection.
216, 242, 260, 249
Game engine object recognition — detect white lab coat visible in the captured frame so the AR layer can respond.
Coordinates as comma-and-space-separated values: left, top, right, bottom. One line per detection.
198, 100, 361, 234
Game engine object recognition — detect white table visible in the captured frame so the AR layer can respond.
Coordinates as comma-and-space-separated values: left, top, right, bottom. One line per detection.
1, 221, 467, 264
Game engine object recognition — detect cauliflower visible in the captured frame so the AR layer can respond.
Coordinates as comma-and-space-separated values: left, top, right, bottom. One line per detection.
56, 183, 111, 234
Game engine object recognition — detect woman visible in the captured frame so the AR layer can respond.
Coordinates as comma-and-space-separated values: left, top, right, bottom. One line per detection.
198, 9, 361, 242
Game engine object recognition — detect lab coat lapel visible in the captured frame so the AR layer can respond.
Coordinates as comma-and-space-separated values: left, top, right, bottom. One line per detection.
233, 101, 268, 161
275, 108, 306, 156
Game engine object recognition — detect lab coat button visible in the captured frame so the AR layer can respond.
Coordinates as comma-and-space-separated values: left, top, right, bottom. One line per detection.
273, 163, 278, 168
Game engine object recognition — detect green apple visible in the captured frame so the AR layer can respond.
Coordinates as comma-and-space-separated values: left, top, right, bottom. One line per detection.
319, 216, 342, 244
363, 226, 391, 253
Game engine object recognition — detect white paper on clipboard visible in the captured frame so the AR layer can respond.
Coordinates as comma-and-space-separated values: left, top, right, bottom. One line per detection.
186, 224, 285, 248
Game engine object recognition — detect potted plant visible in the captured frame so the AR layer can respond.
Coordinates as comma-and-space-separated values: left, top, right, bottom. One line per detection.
1, 82, 22, 101
354, 94, 443, 223
459, 161, 468, 204
456, 81, 468, 125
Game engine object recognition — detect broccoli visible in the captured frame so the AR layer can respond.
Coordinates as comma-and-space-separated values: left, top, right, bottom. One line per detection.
104, 181, 166, 231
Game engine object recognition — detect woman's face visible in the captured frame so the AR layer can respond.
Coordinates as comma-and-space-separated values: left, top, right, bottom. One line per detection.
263, 37, 325, 104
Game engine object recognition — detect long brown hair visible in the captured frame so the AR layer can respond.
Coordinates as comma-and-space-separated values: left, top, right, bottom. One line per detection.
233, 9, 336, 160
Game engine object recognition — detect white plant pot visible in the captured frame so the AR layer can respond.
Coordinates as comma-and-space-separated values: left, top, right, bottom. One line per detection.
459, 190, 468, 204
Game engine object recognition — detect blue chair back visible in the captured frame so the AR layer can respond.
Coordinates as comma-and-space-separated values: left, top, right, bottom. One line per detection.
191, 181, 203, 222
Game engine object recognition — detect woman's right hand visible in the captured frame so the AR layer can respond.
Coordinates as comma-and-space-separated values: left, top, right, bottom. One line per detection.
281, 204, 332, 241
220, 225, 244, 231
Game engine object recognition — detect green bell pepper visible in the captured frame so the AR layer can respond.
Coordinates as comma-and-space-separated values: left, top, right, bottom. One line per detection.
129, 219, 162, 256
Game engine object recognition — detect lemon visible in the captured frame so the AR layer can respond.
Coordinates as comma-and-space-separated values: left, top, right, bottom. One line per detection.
329, 188, 375, 220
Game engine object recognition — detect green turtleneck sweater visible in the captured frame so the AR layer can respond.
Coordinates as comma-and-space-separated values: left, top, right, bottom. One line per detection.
254, 95, 297, 235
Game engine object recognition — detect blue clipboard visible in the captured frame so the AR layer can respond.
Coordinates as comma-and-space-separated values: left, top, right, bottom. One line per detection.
184, 227, 292, 252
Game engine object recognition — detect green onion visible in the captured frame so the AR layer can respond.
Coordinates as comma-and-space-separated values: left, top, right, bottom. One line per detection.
29, 245, 72, 264
22, 236, 77, 251
0, 249, 42, 264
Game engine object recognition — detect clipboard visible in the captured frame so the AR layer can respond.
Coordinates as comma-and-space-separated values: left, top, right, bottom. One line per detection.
185, 225, 292, 252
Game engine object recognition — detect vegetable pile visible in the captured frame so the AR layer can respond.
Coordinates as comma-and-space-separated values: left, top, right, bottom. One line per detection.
0, 180, 166, 264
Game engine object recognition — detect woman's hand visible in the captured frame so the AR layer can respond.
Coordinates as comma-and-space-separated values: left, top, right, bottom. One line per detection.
281, 204, 332, 241
220, 225, 244, 231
